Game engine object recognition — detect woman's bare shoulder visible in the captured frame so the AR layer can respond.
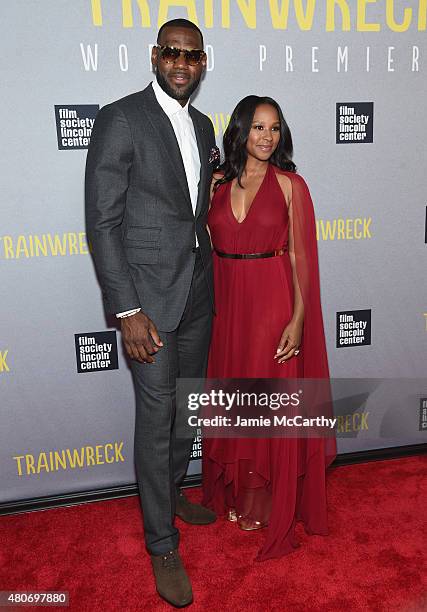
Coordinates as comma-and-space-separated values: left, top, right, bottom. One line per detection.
272, 167, 292, 203
272, 167, 310, 193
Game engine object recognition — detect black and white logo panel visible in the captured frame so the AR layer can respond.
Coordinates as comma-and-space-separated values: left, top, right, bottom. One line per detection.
336, 102, 374, 144
55, 104, 99, 150
75, 331, 118, 373
336, 309, 372, 348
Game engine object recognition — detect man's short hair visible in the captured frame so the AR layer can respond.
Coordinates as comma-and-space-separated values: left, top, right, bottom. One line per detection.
157, 18, 204, 48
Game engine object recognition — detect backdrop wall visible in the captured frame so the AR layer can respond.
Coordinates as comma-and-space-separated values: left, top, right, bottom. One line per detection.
1, 0, 426, 504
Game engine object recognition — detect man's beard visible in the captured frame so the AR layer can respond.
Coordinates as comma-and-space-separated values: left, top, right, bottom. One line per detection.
155, 69, 201, 102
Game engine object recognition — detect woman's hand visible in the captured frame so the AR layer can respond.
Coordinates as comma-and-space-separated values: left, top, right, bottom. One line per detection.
274, 317, 303, 363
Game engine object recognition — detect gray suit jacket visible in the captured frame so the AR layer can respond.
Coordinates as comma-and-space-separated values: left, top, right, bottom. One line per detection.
85, 84, 216, 331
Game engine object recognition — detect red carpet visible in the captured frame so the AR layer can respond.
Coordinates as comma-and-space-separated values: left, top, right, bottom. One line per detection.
1, 455, 426, 611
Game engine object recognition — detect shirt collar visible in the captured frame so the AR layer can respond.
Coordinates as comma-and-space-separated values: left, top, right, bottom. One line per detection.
151, 79, 190, 118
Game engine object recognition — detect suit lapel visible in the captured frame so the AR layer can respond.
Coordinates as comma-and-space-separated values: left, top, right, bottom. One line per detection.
189, 107, 208, 219
139, 85, 192, 210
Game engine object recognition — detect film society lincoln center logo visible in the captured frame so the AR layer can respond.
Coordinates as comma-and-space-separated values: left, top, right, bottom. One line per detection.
336, 309, 371, 348
55, 104, 99, 150
336, 102, 374, 144
75, 331, 118, 373
420, 398, 427, 432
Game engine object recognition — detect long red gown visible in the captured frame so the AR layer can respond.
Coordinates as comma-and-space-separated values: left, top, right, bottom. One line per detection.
202, 162, 337, 561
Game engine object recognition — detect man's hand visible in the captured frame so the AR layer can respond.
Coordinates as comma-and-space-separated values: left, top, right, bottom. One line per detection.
121, 311, 163, 363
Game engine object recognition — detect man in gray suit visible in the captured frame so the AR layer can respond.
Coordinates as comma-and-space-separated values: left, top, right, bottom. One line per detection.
85, 19, 216, 608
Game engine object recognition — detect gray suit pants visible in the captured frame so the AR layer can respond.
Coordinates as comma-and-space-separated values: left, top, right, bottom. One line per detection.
130, 251, 212, 555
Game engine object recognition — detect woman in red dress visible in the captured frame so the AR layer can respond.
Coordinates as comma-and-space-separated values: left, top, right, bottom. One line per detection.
202, 96, 337, 561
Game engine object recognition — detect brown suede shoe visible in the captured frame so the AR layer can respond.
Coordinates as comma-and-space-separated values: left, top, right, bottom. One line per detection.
150, 549, 193, 608
175, 491, 217, 525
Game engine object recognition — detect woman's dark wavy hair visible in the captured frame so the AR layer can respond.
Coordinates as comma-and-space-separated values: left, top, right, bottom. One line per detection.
215, 96, 296, 190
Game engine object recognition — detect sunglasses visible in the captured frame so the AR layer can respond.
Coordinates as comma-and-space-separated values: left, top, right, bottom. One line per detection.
156, 45, 206, 66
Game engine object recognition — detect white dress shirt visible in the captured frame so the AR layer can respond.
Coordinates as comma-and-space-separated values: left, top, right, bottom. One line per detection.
117, 80, 201, 318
